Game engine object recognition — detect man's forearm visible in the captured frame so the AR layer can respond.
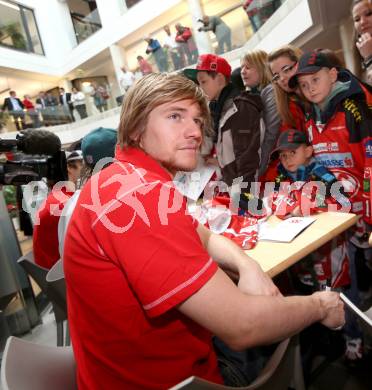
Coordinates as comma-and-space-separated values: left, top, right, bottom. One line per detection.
197, 223, 258, 274
236, 294, 322, 348
179, 269, 344, 351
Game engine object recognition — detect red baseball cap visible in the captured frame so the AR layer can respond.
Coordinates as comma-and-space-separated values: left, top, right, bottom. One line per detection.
183, 54, 232, 81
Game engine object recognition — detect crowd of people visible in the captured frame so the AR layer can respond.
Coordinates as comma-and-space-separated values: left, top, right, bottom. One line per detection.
27, 0, 372, 389
133, 1, 285, 74
1, 83, 110, 131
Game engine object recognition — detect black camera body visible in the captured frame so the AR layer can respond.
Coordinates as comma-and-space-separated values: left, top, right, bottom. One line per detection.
0, 130, 67, 186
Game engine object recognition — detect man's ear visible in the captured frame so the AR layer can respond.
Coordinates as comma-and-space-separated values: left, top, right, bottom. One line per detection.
329, 67, 338, 83
305, 145, 313, 159
131, 127, 145, 147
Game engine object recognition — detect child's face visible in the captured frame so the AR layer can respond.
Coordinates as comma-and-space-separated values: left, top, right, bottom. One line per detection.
297, 68, 338, 107
279, 144, 313, 173
196, 71, 225, 101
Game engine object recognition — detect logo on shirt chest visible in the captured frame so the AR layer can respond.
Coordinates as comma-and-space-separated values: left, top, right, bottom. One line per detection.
315, 153, 354, 168
332, 169, 360, 199
365, 140, 372, 158
313, 142, 339, 153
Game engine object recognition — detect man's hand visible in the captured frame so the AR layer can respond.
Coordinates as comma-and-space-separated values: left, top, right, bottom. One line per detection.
197, 223, 280, 297
237, 259, 281, 297
313, 291, 345, 329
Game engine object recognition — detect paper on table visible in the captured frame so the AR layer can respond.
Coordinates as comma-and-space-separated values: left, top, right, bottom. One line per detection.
258, 216, 316, 243
340, 293, 372, 327
173, 159, 216, 201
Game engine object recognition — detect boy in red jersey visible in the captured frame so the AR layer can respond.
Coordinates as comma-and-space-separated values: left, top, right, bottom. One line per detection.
289, 50, 372, 361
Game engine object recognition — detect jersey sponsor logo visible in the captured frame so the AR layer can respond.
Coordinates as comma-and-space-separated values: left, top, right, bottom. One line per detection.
316, 153, 354, 168
365, 140, 372, 158
344, 98, 362, 123
313, 142, 339, 153
332, 170, 360, 199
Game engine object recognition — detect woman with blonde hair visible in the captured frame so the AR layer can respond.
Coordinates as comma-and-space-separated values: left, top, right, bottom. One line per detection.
241, 50, 281, 176
351, 0, 372, 84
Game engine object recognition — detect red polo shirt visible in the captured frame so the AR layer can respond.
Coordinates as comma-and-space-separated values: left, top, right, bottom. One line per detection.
64, 146, 222, 389
33, 188, 73, 269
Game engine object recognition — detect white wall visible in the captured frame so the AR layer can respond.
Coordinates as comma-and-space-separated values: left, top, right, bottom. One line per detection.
0, 0, 183, 76
0, 0, 76, 75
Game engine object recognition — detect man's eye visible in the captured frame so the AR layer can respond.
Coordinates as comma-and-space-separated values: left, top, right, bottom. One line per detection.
169, 113, 181, 120
290, 150, 296, 156
194, 118, 203, 127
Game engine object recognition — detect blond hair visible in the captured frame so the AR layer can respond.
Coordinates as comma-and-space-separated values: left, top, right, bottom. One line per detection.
118, 73, 211, 148
268, 45, 303, 127
241, 50, 271, 90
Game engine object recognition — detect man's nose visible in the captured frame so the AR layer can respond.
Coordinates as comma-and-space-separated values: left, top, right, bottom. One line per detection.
186, 119, 202, 138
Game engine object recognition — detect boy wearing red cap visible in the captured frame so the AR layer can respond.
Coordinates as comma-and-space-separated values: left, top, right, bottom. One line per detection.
289, 50, 372, 361
185, 54, 263, 189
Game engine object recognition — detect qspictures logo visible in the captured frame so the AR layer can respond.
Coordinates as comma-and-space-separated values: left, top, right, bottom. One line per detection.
23, 158, 353, 231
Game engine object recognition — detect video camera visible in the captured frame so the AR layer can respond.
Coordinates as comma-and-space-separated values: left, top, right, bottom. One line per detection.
0, 130, 67, 186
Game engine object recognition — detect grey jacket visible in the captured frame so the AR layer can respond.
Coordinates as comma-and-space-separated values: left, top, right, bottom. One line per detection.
258, 84, 281, 176
200, 16, 231, 40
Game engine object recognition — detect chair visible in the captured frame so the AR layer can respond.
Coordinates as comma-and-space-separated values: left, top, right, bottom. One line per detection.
170, 336, 305, 390
17, 252, 48, 292
18, 254, 67, 346
46, 259, 69, 346
0, 336, 76, 390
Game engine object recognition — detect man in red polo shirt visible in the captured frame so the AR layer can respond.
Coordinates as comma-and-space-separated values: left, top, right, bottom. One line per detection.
33, 150, 83, 269
63, 73, 345, 389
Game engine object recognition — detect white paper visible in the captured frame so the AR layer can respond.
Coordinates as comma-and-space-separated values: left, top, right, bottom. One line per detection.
173, 159, 216, 201
340, 293, 372, 327
258, 216, 316, 243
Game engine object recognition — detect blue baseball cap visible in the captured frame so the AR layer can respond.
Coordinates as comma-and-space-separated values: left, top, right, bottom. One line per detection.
81, 127, 117, 167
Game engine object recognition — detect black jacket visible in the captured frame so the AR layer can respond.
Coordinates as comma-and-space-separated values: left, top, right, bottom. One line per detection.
2, 97, 24, 111
59, 93, 73, 110
215, 89, 264, 187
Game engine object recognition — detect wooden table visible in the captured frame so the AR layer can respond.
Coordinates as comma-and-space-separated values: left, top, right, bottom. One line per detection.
246, 212, 358, 278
